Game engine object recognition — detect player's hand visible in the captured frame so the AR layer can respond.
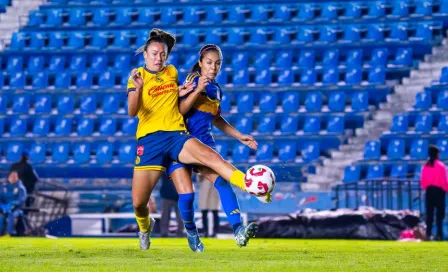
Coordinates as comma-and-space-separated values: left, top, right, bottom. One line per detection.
130, 69, 144, 91
178, 81, 195, 97
239, 134, 258, 150
196, 76, 210, 92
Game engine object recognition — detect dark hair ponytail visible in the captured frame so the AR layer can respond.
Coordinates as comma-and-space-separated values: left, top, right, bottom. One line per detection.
189, 44, 222, 74
190, 61, 201, 73
427, 145, 440, 167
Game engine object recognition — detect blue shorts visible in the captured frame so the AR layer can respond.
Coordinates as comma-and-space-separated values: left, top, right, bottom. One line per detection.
134, 131, 193, 172
166, 142, 216, 176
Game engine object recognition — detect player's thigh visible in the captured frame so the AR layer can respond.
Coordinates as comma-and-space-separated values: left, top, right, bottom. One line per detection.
132, 170, 162, 207
178, 138, 223, 165
171, 167, 194, 194
196, 166, 219, 183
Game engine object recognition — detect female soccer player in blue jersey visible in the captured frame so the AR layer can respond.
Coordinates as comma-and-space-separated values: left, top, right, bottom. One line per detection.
167, 44, 268, 251
127, 29, 272, 252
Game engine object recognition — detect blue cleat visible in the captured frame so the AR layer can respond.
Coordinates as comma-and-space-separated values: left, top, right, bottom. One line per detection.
186, 229, 204, 253
235, 222, 258, 248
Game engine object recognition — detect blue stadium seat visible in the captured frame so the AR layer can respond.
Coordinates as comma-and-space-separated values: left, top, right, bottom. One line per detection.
114, 7, 133, 26
48, 56, 65, 72
205, 28, 222, 44
303, 116, 321, 134
0, 118, 4, 135
184, 6, 205, 24
367, 1, 386, 18
90, 31, 108, 49
414, 0, 433, 16
278, 141, 296, 162
7, 56, 23, 73
232, 143, 250, 163
276, 51, 292, 67
0, 95, 6, 114
370, 48, 389, 66
29, 33, 45, 50
392, 48, 413, 66
237, 93, 254, 113
220, 92, 231, 112
76, 72, 93, 88
0, 73, 3, 89
438, 114, 448, 132
439, 67, 448, 84
259, 92, 277, 113
298, 27, 315, 43
305, 92, 322, 112
414, 114, 432, 133
32, 118, 50, 136
328, 92, 346, 112
255, 69, 272, 86
277, 69, 293, 86
12, 94, 29, 113
250, 28, 267, 44
49, 32, 64, 49
282, 92, 299, 113
346, 49, 363, 67
343, 165, 361, 183
298, 3, 315, 21
254, 52, 271, 69
344, 2, 362, 18
302, 142, 320, 162
342, 25, 361, 42
439, 0, 448, 15
352, 91, 369, 111
410, 139, 428, 160
99, 71, 115, 89
112, 31, 131, 48
30, 143, 46, 164
327, 116, 344, 134
298, 50, 315, 68
9, 33, 26, 50
167, 53, 178, 67
320, 3, 338, 20
345, 66, 362, 85
390, 114, 409, 133
122, 118, 137, 136
366, 24, 384, 41
235, 116, 253, 134
257, 116, 276, 135
70, 55, 86, 72
228, 5, 250, 22
67, 32, 85, 49
233, 69, 249, 85
387, 139, 405, 160
273, 5, 291, 21
215, 142, 229, 158
80, 95, 97, 114
93, 8, 110, 26
256, 142, 273, 162
102, 95, 119, 114
227, 28, 244, 46
28, 56, 44, 74
96, 142, 113, 164
232, 52, 248, 70
77, 118, 94, 136
300, 69, 317, 86
52, 143, 69, 163
216, 69, 228, 85
389, 23, 408, 41
415, 23, 433, 40
368, 66, 386, 84
274, 28, 292, 44
413, 91, 431, 110
57, 95, 74, 114
437, 90, 448, 110
322, 49, 339, 67
99, 118, 117, 135
184, 29, 200, 45
437, 139, 448, 160
322, 67, 339, 85
280, 115, 298, 135
319, 26, 337, 43
367, 164, 384, 179
6, 143, 23, 162
73, 143, 91, 164
68, 8, 85, 26
28, 11, 44, 27
205, 6, 225, 23
364, 140, 381, 160
114, 54, 130, 71
91, 55, 108, 72
54, 118, 72, 136
9, 118, 26, 137
9, 73, 25, 89
250, 5, 269, 22
390, 162, 408, 178
390, 1, 409, 17
32, 72, 49, 89
46, 9, 63, 26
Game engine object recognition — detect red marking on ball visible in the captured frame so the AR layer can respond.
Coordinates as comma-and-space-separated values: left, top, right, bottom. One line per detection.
250, 168, 267, 177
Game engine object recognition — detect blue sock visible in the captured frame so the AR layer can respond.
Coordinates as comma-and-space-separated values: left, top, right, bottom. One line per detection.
178, 193, 197, 231
214, 176, 242, 234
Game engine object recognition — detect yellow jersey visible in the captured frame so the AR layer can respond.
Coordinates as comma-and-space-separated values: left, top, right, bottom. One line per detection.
127, 65, 186, 139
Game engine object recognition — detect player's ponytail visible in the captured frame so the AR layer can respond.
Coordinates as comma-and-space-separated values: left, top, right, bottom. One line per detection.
427, 145, 440, 167
189, 44, 222, 74
135, 28, 176, 56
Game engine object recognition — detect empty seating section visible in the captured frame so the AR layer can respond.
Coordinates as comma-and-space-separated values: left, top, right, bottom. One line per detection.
1, 0, 448, 183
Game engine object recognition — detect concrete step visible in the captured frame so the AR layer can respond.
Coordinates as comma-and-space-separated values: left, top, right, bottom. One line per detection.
395, 84, 426, 93
419, 61, 448, 70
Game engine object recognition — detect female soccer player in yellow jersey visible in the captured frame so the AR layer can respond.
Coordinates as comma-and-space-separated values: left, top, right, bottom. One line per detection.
127, 29, 271, 251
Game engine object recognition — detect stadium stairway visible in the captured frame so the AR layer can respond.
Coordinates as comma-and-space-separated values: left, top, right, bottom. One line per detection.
302, 31, 448, 191
0, 0, 41, 50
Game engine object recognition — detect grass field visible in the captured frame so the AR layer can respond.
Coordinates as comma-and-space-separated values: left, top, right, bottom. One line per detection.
0, 237, 447, 271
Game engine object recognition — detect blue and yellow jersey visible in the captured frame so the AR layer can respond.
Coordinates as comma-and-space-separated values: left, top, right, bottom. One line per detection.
127, 65, 186, 139
181, 73, 222, 146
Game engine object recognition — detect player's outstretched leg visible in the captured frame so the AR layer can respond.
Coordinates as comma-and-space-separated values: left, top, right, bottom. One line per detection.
138, 217, 156, 250
234, 222, 258, 248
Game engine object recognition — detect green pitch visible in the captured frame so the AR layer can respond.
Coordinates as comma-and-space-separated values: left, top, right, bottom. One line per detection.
0, 237, 447, 271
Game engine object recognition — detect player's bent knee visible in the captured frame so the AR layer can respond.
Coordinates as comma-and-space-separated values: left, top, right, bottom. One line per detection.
132, 199, 148, 212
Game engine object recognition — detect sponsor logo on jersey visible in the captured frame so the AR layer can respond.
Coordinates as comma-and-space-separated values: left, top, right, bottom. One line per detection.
137, 145, 144, 156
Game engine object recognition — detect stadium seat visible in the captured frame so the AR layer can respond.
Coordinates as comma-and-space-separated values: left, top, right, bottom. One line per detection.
305, 92, 322, 112
114, 8, 133, 26
48, 32, 64, 49
328, 92, 346, 112
48, 56, 65, 72
282, 92, 299, 113
278, 141, 296, 162
99, 71, 115, 89
257, 116, 276, 135
32, 72, 48, 89
255, 69, 272, 86
91, 55, 108, 72
80, 95, 97, 114
322, 67, 339, 85
96, 142, 113, 164
93, 8, 110, 26
367, 164, 384, 179
392, 48, 413, 66
437, 139, 448, 160
343, 165, 361, 183
99, 118, 117, 135
250, 28, 268, 44
9, 73, 25, 89
298, 4, 315, 21
67, 32, 85, 49
390, 114, 409, 133
32, 118, 50, 136
7, 56, 23, 73
77, 118, 94, 136
232, 143, 250, 163
280, 115, 298, 135
327, 116, 344, 134
12, 94, 30, 114
368, 66, 386, 84
414, 1, 433, 17
370, 48, 389, 66
364, 140, 381, 160
73, 143, 91, 164
298, 50, 315, 68
322, 49, 339, 67
390, 162, 408, 178
216, 69, 228, 85
55, 72, 71, 88
237, 93, 254, 113
57, 95, 74, 114
273, 5, 291, 21
102, 95, 120, 114
228, 5, 250, 23
414, 114, 432, 133
390, 1, 409, 17
233, 69, 249, 85
298, 27, 315, 43
6, 143, 23, 162
438, 114, 448, 132
121, 118, 138, 136
9, 33, 26, 50
232, 52, 249, 70
389, 23, 408, 41
351, 91, 369, 112
114, 54, 131, 71
256, 142, 273, 162
76, 72, 93, 88
46, 9, 63, 26
0, 73, 3, 89
437, 90, 448, 110
70, 55, 87, 72
90, 31, 109, 49
28, 56, 44, 74
259, 92, 277, 113
277, 69, 293, 86
366, 24, 384, 41
228, 28, 244, 46
345, 66, 362, 85
414, 23, 433, 40
235, 116, 253, 134
410, 139, 428, 160
346, 49, 363, 67
54, 118, 72, 136
274, 28, 292, 44
413, 91, 431, 110
220, 92, 231, 112
276, 51, 292, 67
254, 52, 271, 69
69, 8, 85, 26
9, 118, 26, 137
30, 143, 46, 164
52, 142, 69, 163
215, 142, 229, 158
342, 25, 361, 42
28, 10, 44, 27
0, 95, 6, 114
302, 142, 320, 162
387, 139, 405, 160
320, 3, 338, 20
303, 116, 321, 134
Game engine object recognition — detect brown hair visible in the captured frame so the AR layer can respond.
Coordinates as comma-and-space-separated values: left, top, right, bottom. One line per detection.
135, 28, 176, 56
190, 44, 222, 74
426, 145, 440, 167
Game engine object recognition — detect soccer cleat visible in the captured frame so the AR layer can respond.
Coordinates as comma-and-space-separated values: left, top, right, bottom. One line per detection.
138, 217, 156, 250
235, 222, 258, 248
186, 229, 205, 253
255, 192, 272, 204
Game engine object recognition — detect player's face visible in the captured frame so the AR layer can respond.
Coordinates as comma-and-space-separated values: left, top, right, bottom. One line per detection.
144, 42, 168, 72
8, 171, 19, 184
199, 51, 222, 81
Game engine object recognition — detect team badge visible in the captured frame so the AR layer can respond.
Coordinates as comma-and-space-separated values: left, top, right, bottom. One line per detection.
135, 156, 141, 165
137, 145, 144, 156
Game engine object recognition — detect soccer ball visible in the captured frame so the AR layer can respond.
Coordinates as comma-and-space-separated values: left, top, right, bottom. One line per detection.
244, 165, 276, 196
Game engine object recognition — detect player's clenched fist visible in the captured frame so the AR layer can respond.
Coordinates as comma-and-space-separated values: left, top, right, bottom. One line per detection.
195, 76, 210, 92
130, 69, 144, 91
